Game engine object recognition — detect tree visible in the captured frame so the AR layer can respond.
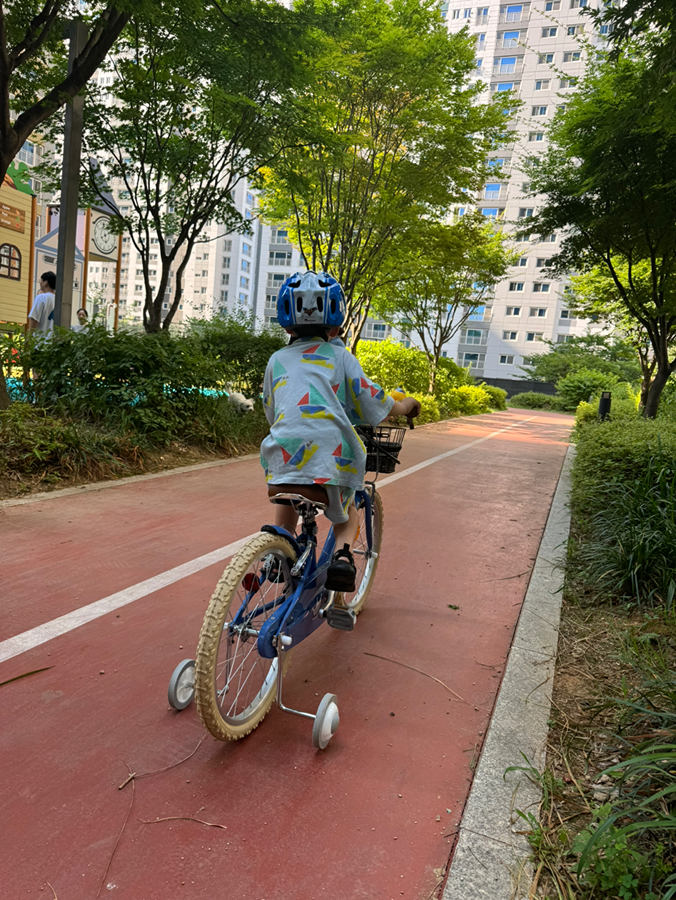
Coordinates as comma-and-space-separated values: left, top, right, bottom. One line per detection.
81, 2, 310, 333
520, 332, 641, 387
523, 50, 676, 417
260, 0, 513, 346
374, 217, 515, 391
567, 264, 670, 408
0, 0, 138, 185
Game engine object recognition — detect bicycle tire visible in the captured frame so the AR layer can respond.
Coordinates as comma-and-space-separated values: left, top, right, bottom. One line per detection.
343, 489, 383, 615
194, 532, 296, 741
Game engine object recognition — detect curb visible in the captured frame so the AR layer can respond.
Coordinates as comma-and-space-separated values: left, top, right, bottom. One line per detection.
443, 444, 575, 900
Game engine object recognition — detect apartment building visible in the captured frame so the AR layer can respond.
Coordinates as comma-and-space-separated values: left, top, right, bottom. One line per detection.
441, 0, 607, 379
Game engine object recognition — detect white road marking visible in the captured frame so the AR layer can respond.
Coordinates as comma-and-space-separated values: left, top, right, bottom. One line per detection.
0, 535, 256, 664
0, 416, 537, 664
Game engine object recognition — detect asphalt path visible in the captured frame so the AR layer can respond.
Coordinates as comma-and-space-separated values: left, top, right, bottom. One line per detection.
0, 409, 572, 900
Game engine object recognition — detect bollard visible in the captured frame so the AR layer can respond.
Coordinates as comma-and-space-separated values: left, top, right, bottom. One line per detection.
598, 391, 612, 422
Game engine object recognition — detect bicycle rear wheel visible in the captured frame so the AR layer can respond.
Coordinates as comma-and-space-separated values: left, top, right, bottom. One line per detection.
343, 488, 383, 615
194, 533, 296, 741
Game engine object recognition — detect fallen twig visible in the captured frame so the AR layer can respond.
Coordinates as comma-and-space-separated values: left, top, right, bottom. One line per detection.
0, 666, 54, 687
46, 882, 58, 900
478, 570, 530, 583
363, 652, 466, 703
97, 765, 135, 897
139, 815, 228, 830
118, 735, 207, 790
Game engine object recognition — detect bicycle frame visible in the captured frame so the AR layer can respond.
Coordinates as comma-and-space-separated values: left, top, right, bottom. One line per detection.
231, 487, 374, 660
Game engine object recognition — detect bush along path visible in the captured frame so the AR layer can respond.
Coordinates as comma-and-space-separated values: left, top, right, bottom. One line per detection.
521, 416, 676, 900
0, 326, 507, 499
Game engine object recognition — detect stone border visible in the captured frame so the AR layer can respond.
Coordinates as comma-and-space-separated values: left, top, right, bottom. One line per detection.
443, 444, 575, 900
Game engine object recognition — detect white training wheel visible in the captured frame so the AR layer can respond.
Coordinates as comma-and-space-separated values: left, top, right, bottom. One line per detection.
312, 693, 340, 750
168, 659, 196, 710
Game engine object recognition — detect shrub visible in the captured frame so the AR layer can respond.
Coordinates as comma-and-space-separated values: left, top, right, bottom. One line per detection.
575, 395, 639, 429
479, 383, 507, 410
0, 403, 144, 481
556, 368, 619, 410
438, 384, 492, 417
406, 393, 441, 425
509, 391, 560, 410
357, 339, 432, 395
571, 419, 676, 606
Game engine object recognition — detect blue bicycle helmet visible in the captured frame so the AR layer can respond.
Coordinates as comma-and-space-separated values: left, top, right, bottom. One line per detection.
276, 271, 346, 330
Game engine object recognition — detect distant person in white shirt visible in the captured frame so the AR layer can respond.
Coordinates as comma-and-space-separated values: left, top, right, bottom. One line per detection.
72, 308, 89, 333
28, 272, 56, 337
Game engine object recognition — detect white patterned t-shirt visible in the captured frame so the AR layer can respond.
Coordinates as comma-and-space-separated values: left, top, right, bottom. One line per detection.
260, 337, 394, 490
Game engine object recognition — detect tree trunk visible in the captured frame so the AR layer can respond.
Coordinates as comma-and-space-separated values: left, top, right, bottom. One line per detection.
643, 362, 671, 418
0, 368, 11, 410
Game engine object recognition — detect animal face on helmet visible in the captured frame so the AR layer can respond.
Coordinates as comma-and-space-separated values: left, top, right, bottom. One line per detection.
277, 271, 346, 330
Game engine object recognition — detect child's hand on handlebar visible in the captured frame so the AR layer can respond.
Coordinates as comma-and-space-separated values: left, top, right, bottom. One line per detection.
389, 395, 422, 428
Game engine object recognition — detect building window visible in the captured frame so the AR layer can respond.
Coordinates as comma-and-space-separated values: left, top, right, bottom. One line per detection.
488, 157, 507, 169
563, 51, 581, 62
240, 276, 250, 289
567, 24, 584, 35
529, 132, 544, 142
517, 257, 527, 267
495, 56, 517, 74
532, 284, 550, 293
462, 352, 485, 369
494, 82, 515, 92
463, 328, 484, 345
239, 292, 248, 303
502, 330, 518, 340
536, 258, 550, 267
476, 32, 486, 45
538, 52, 554, 63
222, 257, 230, 268
482, 208, 502, 219
464, 7, 472, 17
484, 183, 502, 199
241, 260, 251, 273
0, 244, 21, 280
499, 354, 515, 364
267, 272, 287, 287
509, 282, 524, 292
526, 332, 544, 342
531, 105, 548, 116
222, 240, 232, 252
506, 306, 521, 315
557, 334, 574, 343
560, 78, 577, 88
270, 227, 289, 244
457, 207, 466, 217
519, 207, 535, 217
242, 242, 252, 256
220, 290, 228, 302
270, 251, 292, 265
246, 192, 255, 206
545, 0, 560, 8
221, 274, 229, 285
503, 4, 523, 21
535, 80, 550, 90
542, 27, 557, 37
560, 309, 570, 319
452, 9, 460, 18
542, 233, 557, 242
530, 307, 548, 318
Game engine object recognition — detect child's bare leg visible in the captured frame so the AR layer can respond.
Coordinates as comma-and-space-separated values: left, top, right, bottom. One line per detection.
274, 503, 299, 535
333, 504, 358, 549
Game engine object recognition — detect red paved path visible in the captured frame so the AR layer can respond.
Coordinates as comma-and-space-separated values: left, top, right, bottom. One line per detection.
0, 410, 571, 900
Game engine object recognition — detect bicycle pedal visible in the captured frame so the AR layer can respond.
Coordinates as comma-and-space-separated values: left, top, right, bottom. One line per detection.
326, 607, 356, 632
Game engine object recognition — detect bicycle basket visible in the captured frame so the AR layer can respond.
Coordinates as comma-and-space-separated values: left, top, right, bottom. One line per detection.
357, 425, 406, 474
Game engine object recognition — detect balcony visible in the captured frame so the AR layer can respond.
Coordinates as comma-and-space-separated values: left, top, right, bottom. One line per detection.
476, 14, 489, 27
499, 11, 528, 23
496, 37, 521, 49
492, 62, 524, 76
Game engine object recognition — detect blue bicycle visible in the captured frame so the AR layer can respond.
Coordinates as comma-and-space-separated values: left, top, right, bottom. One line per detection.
168, 425, 405, 749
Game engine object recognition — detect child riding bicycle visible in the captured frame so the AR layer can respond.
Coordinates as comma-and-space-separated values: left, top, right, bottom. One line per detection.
261, 271, 420, 593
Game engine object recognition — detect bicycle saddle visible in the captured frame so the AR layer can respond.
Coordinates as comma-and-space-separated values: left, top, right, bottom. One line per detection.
268, 492, 328, 513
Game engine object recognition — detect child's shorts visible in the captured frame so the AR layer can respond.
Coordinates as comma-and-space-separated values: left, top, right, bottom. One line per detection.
324, 486, 355, 525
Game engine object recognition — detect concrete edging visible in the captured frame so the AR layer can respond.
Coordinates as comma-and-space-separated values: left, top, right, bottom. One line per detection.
443, 443, 575, 900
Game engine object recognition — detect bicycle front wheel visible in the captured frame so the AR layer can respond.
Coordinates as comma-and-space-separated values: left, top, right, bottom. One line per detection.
344, 488, 383, 615
194, 532, 296, 741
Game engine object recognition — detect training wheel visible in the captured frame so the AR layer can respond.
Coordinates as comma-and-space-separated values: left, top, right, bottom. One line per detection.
312, 693, 340, 750
168, 659, 196, 710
